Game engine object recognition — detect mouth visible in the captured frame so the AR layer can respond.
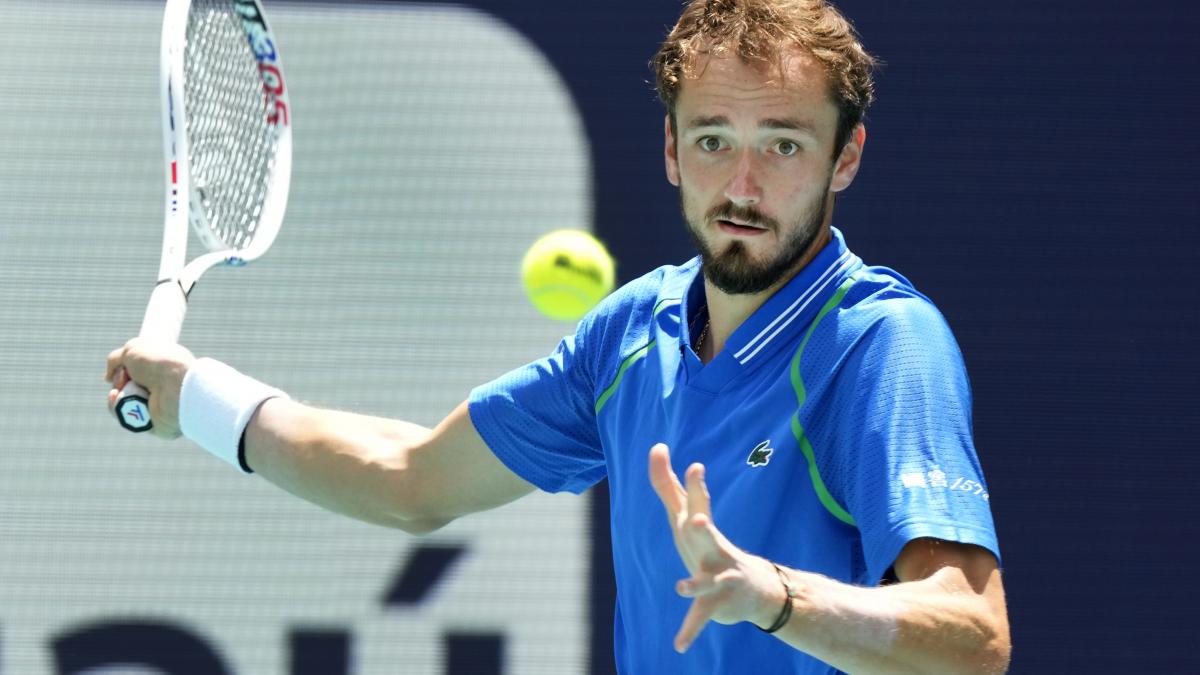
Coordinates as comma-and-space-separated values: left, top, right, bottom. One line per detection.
715, 218, 769, 236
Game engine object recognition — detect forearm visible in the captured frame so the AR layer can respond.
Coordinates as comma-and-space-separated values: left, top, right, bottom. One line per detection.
769, 566, 1010, 675
243, 397, 450, 533
108, 344, 532, 532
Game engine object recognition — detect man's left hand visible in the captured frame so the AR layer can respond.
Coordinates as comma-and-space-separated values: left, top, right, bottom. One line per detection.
647, 443, 786, 653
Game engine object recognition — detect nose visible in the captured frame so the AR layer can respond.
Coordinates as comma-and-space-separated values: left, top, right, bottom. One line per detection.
724, 149, 762, 207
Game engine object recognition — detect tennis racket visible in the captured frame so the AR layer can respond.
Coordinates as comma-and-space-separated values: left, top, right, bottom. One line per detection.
115, 0, 292, 432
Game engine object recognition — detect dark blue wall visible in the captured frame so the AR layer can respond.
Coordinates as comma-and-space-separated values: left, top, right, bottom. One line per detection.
832, 3, 1200, 671
424, 1, 1199, 671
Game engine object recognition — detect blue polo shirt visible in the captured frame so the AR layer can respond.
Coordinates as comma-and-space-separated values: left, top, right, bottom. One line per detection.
469, 228, 999, 674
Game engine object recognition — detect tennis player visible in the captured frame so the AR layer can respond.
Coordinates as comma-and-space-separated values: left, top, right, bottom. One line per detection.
108, 0, 1010, 672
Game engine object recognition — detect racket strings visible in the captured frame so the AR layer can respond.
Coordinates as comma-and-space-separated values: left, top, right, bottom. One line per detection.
184, 0, 278, 252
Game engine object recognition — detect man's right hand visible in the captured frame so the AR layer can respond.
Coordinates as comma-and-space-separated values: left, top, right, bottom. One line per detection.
106, 338, 196, 438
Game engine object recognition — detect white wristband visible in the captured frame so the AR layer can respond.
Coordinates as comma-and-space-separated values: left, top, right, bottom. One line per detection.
179, 358, 288, 473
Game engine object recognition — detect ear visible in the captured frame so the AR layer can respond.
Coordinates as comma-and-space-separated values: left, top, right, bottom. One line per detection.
830, 123, 866, 193
664, 115, 681, 187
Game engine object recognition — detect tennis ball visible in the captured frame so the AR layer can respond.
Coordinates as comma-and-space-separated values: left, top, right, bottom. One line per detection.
522, 229, 616, 321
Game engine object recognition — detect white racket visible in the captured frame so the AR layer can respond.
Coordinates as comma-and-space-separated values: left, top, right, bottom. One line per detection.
115, 0, 292, 432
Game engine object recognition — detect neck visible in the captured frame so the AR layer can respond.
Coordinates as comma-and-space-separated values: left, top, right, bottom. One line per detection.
701, 226, 831, 361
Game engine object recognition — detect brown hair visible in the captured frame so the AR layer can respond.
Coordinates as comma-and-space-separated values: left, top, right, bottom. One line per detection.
653, 0, 876, 157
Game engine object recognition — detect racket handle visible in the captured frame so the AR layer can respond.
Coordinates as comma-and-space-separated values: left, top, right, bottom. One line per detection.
115, 380, 153, 432
115, 280, 189, 432
138, 279, 189, 343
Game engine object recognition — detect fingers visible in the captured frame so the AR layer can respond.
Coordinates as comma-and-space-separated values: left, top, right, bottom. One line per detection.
106, 344, 132, 418
105, 344, 129, 382
107, 339, 150, 385
674, 594, 719, 653
685, 462, 710, 520
107, 342, 138, 420
676, 570, 712, 598
104, 339, 195, 438
648, 442, 727, 654
649, 445, 714, 523
653, 450, 748, 653
648, 443, 685, 518
111, 367, 130, 391
676, 567, 744, 599
107, 337, 160, 383
682, 511, 722, 557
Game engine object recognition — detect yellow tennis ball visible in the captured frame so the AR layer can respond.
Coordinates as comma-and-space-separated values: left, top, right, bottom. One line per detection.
521, 229, 616, 321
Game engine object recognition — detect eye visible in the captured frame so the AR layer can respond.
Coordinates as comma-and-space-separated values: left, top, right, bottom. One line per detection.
775, 140, 800, 156
698, 136, 725, 152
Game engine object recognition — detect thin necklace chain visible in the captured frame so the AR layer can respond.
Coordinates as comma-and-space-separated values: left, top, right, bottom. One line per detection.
694, 319, 710, 355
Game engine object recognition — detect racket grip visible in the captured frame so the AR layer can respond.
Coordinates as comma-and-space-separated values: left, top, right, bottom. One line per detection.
115, 280, 189, 432
138, 279, 189, 343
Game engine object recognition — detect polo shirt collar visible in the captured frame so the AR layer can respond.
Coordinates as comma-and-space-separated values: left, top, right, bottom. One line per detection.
678, 227, 862, 387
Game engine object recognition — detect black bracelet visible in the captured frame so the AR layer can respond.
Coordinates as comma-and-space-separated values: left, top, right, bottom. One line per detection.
759, 563, 796, 634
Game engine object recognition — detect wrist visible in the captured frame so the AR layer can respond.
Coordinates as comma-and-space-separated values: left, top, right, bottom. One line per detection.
755, 560, 797, 633
749, 557, 782, 628
179, 357, 288, 473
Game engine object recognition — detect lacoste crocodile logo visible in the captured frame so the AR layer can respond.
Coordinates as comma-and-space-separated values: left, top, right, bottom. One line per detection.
746, 440, 773, 467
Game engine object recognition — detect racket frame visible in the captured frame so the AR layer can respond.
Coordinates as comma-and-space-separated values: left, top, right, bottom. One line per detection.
115, 0, 291, 432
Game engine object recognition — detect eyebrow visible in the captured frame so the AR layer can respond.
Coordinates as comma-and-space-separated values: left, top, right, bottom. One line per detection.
684, 115, 818, 135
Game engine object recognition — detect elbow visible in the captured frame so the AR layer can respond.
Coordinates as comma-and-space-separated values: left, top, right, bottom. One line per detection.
981, 632, 1012, 675
937, 634, 1009, 675
367, 486, 454, 534
930, 561, 1011, 674
969, 614, 1011, 675
969, 645, 1011, 675
393, 514, 455, 535
933, 593, 1010, 675
982, 596, 1012, 674
379, 450, 456, 535
926, 622, 1010, 675
377, 478, 454, 535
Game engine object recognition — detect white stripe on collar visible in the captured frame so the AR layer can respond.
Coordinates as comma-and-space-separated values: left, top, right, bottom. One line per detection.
734, 250, 857, 365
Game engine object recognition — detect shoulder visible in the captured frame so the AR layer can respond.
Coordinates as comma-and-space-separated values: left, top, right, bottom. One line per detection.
803, 265, 966, 389
590, 262, 679, 322
838, 266, 958, 346
571, 260, 694, 379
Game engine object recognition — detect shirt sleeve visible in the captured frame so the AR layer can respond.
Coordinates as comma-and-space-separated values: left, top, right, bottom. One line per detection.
828, 294, 1000, 582
468, 325, 607, 495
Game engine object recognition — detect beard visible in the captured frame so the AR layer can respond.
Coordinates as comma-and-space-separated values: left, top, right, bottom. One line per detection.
681, 178, 833, 295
